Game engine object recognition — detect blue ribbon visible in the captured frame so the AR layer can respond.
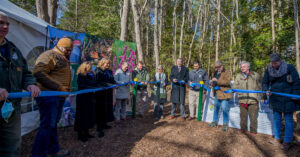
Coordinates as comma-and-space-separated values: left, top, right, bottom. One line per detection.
7, 81, 300, 100
224, 89, 300, 99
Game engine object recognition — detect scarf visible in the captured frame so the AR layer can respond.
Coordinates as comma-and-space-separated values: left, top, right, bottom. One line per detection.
267, 61, 288, 78
153, 72, 167, 99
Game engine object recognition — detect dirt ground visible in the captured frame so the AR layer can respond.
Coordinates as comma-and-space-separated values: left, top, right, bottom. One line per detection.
20, 102, 300, 157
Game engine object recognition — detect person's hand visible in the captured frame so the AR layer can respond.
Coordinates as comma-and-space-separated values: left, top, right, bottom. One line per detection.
141, 82, 145, 85
189, 81, 193, 85
266, 91, 272, 96
58, 86, 70, 92
0, 88, 8, 101
173, 79, 178, 83
145, 82, 148, 85
27, 85, 40, 97
181, 80, 185, 83
163, 83, 166, 87
212, 78, 218, 82
261, 99, 265, 104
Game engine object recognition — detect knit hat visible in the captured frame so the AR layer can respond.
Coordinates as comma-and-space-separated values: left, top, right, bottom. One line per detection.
56, 37, 73, 48
270, 53, 281, 62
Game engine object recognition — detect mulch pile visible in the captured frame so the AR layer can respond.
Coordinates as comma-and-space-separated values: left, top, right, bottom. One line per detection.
21, 103, 300, 157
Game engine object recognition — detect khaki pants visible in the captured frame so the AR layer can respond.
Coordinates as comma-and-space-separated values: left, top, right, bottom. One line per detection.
188, 90, 206, 118
295, 111, 300, 131
137, 89, 149, 116
239, 104, 258, 133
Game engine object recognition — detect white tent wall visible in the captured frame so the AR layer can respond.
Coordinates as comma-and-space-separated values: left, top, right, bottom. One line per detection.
0, 0, 51, 136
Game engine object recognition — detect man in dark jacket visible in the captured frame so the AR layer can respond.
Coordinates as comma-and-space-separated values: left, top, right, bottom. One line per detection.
169, 58, 189, 121
0, 12, 40, 157
188, 61, 209, 120
262, 53, 299, 150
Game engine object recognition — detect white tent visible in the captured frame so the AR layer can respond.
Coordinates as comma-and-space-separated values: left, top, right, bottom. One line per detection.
0, 0, 49, 59
0, 0, 51, 136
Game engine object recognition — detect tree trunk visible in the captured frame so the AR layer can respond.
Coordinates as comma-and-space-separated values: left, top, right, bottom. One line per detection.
131, 0, 144, 62
215, 0, 221, 61
199, 1, 208, 60
187, 4, 201, 67
120, 0, 130, 41
36, 0, 50, 23
188, 0, 193, 28
294, 0, 300, 73
172, 0, 178, 64
179, 0, 186, 58
154, 0, 160, 68
48, 0, 58, 26
146, 25, 149, 56
271, 0, 276, 52
159, 0, 163, 50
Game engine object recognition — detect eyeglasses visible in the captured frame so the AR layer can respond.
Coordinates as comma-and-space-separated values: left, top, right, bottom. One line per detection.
215, 66, 222, 69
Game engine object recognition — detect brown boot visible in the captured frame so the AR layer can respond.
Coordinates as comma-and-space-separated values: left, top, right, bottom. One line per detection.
179, 117, 185, 122
168, 116, 176, 120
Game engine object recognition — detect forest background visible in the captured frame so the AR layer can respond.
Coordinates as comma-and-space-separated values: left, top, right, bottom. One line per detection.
10, 0, 300, 77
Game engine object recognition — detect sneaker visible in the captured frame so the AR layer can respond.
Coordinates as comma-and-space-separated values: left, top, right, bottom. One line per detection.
281, 142, 292, 151
98, 131, 104, 138
209, 121, 217, 128
269, 138, 281, 146
239, 130, 246, 134
160, 115, 164, 119
187, 117, 194, 120
179, 117, 185, 121
168, 116, 176, 120
154, 117, 159, 121
103, 124, 112, 129
222, 124, 228, 132
49, 149, 70, 157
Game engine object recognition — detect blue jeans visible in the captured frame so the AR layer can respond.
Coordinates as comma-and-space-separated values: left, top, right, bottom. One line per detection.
213, 98, 229, 125
171, 103, 185, 118
32, 96, 65, 157
273, 111, 294, 143
154, 103, 164, 118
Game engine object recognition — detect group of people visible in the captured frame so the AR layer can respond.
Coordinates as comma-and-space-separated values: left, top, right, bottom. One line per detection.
1, 11, 300, 157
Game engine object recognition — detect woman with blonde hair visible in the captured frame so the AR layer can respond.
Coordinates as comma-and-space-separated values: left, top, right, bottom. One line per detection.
75, 62, 98, 142
95, 58, 116, 137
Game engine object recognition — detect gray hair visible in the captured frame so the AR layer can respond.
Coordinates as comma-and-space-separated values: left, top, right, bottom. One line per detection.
215, 60, 223, 66
240, 61, 250, 68
157, 65, 163, 69
0, 11, 8, 17
121, 62, 128, 67
177, 58, 183, 61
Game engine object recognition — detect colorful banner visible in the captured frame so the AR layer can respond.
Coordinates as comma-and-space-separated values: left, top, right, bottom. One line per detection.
81, 34, 114, 63
48, 26, 85, 63
112, 40, 137, 74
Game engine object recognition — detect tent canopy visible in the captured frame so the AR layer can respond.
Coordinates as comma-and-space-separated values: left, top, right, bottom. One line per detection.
0, 0, 50, 58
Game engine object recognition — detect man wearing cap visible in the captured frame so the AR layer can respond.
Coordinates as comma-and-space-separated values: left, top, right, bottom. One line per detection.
0, 11, 40, 157
263, 53, 299, 150
32, 37, 73, 157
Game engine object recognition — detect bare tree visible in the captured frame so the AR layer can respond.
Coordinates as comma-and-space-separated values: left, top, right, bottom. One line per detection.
36, 0, 50, 23
179, 0, 186, 58
271, 0, 276, 52
48, 0, 58, 26
159, 0, 163, 49
120, 0, 130, 41
36, 0, 58, 26
130, 0, 148, 62
188, 0, 193, 28
187, 4, 201, 67
199, 1, 208, 60
294, 0, 300, 73
154, 0, 160, 68
215, 0, 221, 61
172, 0, 178, 64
